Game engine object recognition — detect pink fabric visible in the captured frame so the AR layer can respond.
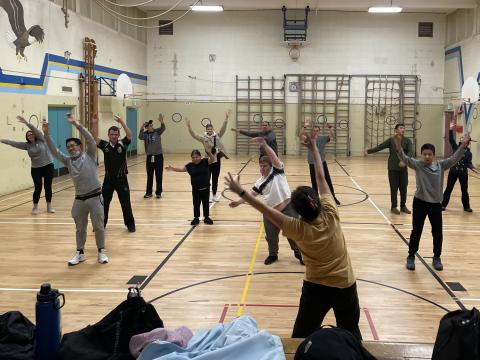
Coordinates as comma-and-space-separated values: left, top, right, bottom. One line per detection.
129, 326, 194, 358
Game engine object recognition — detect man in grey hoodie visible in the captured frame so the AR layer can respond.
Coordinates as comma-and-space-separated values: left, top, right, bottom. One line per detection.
139, 114, 166, 199
43, 114, 107, 266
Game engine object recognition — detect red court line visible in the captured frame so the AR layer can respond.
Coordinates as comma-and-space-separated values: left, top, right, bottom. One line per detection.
219, 304, 229, 323
363, 307, 379, 340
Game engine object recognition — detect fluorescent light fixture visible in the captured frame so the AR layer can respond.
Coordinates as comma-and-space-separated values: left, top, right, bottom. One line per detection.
368, 6, 402, 13
190, 5, 224, 12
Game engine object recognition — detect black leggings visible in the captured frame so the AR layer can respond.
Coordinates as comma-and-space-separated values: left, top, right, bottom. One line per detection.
31, 163, 54, 204
442, 170, 470, 210
209, 157, 221, 195
192, 188, 210, 218
409, 197, 443, 257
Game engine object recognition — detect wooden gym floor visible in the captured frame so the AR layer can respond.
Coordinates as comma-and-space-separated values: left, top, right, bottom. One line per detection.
0, 154, 478, 343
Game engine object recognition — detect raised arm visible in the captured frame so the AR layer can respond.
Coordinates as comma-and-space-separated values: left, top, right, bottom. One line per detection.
300, 130, 330, 195
448, 129, 458, 151
67, 114, 97, 159
327, 124, 335, 141
17, 115, 45, 142
393, 134, 417, 169
186, 119, 203, 142
156, 114, 166, 135
90, 113, 101, 145
225, 172, 288, 229
252, 137, 282, 168
218, 110, 231, 137
42, 121, 68, 165
405, 137, 414, 157
440, 134, 470, 170
205, 143, 215, 165
114, 115, 132, 140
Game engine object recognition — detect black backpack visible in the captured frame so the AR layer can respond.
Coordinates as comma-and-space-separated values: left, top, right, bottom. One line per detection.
432, 307, 480, 360
295, 326, 376, 360
55, 295, 163, 360
0, 311, 35, 360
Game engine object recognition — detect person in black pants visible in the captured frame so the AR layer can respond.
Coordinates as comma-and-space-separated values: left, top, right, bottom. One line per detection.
92, 114, 136, 232
1, 115, 55, 214
165, 147, 215, 225
139, 114, 166, 199
442, 121, 478, 212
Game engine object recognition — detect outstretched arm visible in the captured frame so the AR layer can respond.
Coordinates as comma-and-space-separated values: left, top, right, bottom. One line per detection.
365, 138, 390, 155
68, 114, 97, 159
157, 114, 166, 135
165, 164, 187, 172
218, 110, 231, 137
300, 130, 330, 195
252, 137, 282, 168
225, 172, 288, 229
186, 118, 203, 142
42, 121, 68, 165
17, 116, 45, 142
90, 113, 101, 145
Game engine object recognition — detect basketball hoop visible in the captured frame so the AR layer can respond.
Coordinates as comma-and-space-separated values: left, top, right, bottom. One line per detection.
116, 73, 133, 100
284, 41, 307, 62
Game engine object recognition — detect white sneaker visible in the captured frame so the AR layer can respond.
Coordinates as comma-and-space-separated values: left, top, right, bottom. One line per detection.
68, 251, 86, 266
212, 194, 221, 202
31, 207, 38, 215
98, 249, 109, 264
47, 203, 55, 213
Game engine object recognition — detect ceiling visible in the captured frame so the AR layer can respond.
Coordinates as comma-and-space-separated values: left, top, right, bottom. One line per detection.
116, 0, 478, 13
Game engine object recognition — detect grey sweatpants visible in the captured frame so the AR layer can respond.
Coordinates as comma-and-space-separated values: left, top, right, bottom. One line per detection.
71, 195, 105, 250
263, 202, 300, 256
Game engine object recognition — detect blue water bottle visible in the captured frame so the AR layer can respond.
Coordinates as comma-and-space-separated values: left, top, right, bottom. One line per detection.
35, 283, 65, 360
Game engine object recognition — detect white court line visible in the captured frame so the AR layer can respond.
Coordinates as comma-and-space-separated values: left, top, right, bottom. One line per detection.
458, 298, 480, 302
0, 287, 128, 293
348, 176, 391, 225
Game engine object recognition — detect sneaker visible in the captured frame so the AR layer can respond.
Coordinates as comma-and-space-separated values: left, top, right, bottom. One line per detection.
47, 203, 55, 213
294, 250, 305, 265
400, 206, 411, 214
441, 206, 446, 211
68, 251, 86, 266
391, 207, 400, 215
204, 217, 214, 225
31, 207, 38, 215
264, 255, 278, 265
155, 194, 161, 199
144, 193, 152, 199
98, 249, 109, 264
127, 225, 136, 233
464, 208, 473, 213
334, 197, 341, 206
432, 257, 443, 271
406, 255, 415, 271
190, 217, 200, 225
212, 194, 221, 202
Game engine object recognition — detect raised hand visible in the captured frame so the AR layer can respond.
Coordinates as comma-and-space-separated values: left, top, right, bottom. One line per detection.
224, 172, 243, 195
461, 133, 471, 147
113, 115, 122, 124
91, 113, 99, 124
66, 113, 77, 125
225, 110, 232, 120
449, 121, 456, 130
16, 115, 27, 125
158, 113, 164, 123
251, 137, 267, 147
42, 120, 49, 135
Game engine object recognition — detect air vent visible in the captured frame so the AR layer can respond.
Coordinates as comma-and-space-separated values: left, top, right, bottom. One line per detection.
61, 86, 73, 93
159, 20, 173, 35
418, 22, 433, 37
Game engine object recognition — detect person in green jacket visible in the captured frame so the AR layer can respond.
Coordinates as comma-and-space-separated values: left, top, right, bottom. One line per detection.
364, 124, 413, 214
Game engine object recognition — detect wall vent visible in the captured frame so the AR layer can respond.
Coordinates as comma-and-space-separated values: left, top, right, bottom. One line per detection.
61, 86, 73, 93
159, 20, 173, 35
418, 22, 433, 37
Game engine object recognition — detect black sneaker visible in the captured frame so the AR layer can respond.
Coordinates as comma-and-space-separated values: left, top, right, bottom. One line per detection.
442, 206, 446, 211
264, 255, 278, 265
294, 250, 305, 265
190, 217, 200, 225
144, 193, 152, 199
406, 255, 415, 271
464, 208, 473, 213
432, 257, 443, 271
156, 194, 161, 199
334, 198, 341, 206
127, 225, 136, 233
204, 217, 214, 225
391, 207, 400, 215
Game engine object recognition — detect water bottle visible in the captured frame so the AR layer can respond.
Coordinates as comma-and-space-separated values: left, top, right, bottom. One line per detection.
35, 283, 65, 360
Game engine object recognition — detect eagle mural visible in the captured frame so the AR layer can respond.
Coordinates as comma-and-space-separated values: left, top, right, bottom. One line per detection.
0, 0, 44, 60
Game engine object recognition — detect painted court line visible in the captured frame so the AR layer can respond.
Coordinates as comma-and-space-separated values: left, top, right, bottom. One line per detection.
236, 223, 264, 317
0, 287, 127, 293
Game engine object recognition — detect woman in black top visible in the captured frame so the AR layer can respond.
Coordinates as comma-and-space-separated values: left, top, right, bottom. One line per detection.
165, 146, 215, 225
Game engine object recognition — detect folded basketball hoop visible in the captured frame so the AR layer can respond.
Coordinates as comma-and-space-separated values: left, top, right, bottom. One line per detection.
116, 73, 133, 99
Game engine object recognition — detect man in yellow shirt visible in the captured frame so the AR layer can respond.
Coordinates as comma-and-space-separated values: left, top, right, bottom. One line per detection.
224, 129, 361, 339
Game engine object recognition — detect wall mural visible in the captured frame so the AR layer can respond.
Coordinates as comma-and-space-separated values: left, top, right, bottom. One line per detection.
0, 0, 44, 61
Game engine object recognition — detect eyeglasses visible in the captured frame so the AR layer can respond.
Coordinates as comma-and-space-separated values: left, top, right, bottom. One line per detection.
66, 144, 78, 149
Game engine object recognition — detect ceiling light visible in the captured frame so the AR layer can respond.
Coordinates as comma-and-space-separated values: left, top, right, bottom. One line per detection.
368, 6, 402, 13
190, 5, 224, 12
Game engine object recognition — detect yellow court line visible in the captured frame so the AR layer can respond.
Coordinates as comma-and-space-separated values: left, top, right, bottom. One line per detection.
236, 223, 264, 317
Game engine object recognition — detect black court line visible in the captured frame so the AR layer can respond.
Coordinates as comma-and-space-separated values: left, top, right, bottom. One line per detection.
335, 159, 350, 176
334, 161, 466, 311
139, 158, 253, 290
147, 271, 450, 312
